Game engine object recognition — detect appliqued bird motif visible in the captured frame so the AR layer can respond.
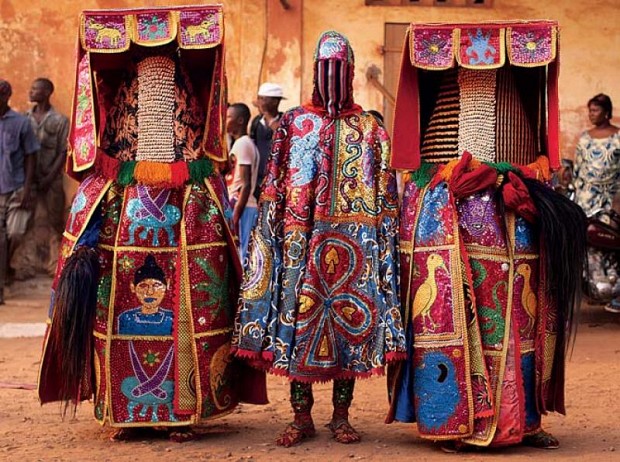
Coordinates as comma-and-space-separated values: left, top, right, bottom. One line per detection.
516, 263, 537, 336
413, 253, 447, 332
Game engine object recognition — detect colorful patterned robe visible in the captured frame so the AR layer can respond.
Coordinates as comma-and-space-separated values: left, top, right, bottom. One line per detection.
387, 159, 564, 446
37, 6, 267, 428
233, 107, 407, 382
387, 21, 579, 448
37, 172, 267, 427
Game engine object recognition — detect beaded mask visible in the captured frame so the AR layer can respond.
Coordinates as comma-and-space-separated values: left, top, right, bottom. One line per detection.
311, 31, 355, 118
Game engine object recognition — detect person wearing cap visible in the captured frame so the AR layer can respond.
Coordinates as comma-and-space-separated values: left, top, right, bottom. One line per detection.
0, 79, 40, 305
250, 82, 285, 200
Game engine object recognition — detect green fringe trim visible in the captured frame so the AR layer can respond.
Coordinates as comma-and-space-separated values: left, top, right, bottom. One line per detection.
111, 159, 214, 187
118, 161, 136, 186
410, 162, 436, 188
484, 161, 518, 175
189, 159, 214, 184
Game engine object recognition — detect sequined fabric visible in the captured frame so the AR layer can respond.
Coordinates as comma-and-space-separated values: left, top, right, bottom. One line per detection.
233, 105, 406, 382
389, 21, 565, 448
52, 175, 241, 427
390, 173, 554, 446
38, 5, 265, 428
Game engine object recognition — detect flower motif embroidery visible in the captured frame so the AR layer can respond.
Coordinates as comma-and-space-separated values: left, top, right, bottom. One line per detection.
138, 14, 170, 41
413, 29, 454, 68
510, 27, 553, 64
296, 234, 374, 369
142, 349, 161, 366
118, 255, 135, 274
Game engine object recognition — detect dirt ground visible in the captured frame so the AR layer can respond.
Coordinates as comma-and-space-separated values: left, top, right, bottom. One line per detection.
1, 277, 619, 462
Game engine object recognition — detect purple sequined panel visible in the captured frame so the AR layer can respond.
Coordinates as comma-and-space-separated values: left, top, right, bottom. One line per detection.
457, 192, 506, 248
412, 28, 454, 69
509, 26, 554, 65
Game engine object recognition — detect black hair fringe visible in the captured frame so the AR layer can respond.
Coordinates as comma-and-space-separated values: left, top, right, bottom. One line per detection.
522, 177, 588, 356
48, 246, 100, 417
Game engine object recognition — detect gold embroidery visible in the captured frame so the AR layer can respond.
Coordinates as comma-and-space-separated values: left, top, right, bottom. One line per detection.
342, 306, 356, 321
319, 336, 329, 356
413, 253, 446, 332
299, 295, 315, 314
325, 246, 340, 274
516, 263, 537, 335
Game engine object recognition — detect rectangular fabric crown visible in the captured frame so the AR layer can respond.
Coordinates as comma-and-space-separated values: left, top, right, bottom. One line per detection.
80, 5, 224, 52
68, 4, 228, 176
392, 20, 560, 171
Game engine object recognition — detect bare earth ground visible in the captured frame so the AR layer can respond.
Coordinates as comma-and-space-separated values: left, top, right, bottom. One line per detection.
1, 277, 619, 462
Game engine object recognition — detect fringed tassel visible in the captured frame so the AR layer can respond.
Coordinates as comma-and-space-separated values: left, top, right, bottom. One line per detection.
47, 246, 100, 416
410, 162, 436, 188
95, 156, 214, 188
170, 161, 190, 187
189, 158, 214, 184
484, 160, 517, 175
118, 161, 136, 186
134, 161, 173, 186
522, 178, 587, 354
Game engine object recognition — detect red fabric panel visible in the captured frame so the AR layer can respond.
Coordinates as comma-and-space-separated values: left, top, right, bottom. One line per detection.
391, 29, 421, 171
503, 172, 538, 223
546, 43, 560, 170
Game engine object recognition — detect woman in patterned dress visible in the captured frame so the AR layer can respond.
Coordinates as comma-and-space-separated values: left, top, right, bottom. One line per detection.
572, 94, 620, 310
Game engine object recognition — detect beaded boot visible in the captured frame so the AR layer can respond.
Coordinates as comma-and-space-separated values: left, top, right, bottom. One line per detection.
327, 379, 360, 444
276, 381, 316, 447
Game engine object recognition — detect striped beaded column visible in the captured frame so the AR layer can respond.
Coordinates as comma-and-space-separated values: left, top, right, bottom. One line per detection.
457, 68, 497, 163
136, 56, 176, 162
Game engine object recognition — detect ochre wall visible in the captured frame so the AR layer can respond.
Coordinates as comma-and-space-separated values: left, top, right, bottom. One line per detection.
2, 0, 619, 167
0, 0, 266, 117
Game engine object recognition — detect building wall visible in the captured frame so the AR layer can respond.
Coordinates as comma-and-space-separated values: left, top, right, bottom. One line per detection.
0, 0, 266, 119
1, 0, 618, 166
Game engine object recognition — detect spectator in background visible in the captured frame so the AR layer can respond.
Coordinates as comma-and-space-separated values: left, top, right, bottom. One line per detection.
0, 79, 40, 305
250, 83, 285, 200
13, 78, 69, 279
226, 103, 259, 264
570, 93, 620, 312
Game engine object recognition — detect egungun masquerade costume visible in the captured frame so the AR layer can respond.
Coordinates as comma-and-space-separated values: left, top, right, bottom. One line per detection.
387, 21, 586, 449
37, 5, 266, 440
233, 31, 406, 446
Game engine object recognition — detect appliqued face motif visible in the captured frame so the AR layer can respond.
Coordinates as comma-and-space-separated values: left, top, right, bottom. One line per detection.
132, 278, 167, 310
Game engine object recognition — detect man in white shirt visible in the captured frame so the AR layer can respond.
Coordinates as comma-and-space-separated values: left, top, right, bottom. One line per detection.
250, 83, 285, 200
226, 103, 259, 264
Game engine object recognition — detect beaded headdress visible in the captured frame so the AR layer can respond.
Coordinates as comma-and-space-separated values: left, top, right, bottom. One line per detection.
391, 21, 560, 171
67, 5, 227, 179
